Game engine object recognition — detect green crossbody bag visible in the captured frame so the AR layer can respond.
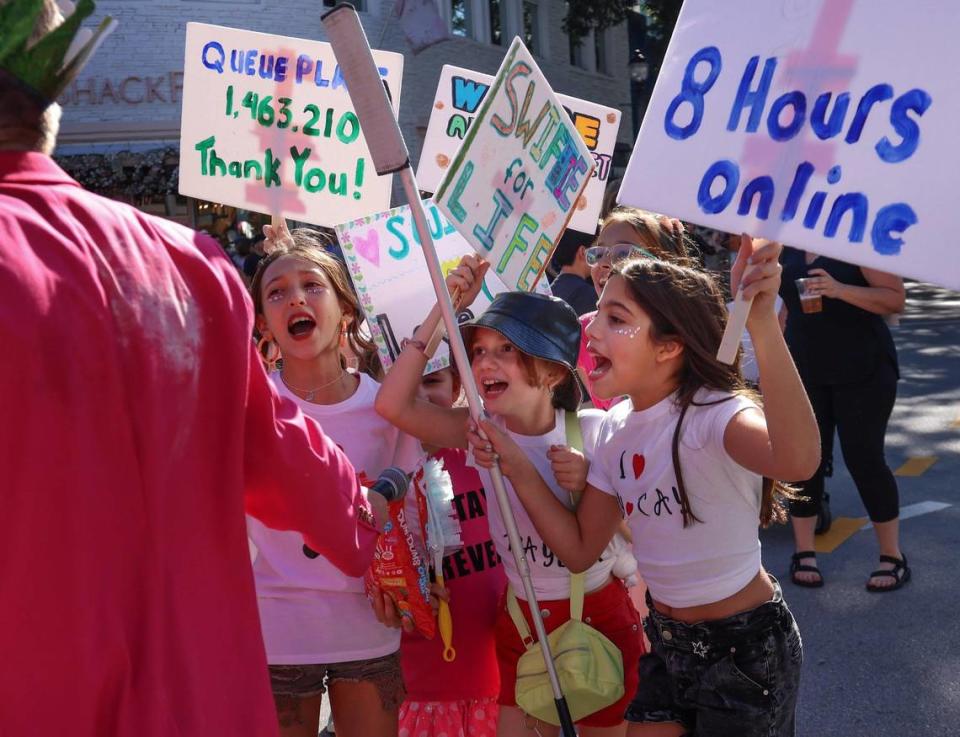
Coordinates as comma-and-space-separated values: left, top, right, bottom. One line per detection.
506, 412, 624, 726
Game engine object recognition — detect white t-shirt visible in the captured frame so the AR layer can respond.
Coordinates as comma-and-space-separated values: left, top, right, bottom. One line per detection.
587, 389, 762, 608
470, 408, 623, 601
248, 372, 424, 664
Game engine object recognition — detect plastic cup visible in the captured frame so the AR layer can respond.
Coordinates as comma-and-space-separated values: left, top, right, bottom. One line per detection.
795, 277, 822, 314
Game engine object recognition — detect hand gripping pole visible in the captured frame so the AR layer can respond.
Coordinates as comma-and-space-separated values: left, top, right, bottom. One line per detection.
321, 6, 577, 735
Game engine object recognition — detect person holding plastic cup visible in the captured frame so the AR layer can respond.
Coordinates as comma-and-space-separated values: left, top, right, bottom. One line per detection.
778, 247, 909, 592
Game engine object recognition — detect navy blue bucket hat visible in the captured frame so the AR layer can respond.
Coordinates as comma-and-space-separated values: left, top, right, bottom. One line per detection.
460, 292, 582, 412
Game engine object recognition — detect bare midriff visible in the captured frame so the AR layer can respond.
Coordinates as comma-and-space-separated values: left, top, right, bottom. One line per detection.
651, 569, 775, 624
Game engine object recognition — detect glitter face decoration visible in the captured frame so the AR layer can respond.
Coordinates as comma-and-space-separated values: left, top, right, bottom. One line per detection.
613, 325, 643, 339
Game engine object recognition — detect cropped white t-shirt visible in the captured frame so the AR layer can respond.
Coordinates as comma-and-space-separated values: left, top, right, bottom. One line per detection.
587, 389, 762, 608
470, 408, 627, 601
248, 372, 424, 664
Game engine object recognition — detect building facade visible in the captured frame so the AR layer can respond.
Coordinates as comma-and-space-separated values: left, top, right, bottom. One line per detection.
56, 0, 633, 230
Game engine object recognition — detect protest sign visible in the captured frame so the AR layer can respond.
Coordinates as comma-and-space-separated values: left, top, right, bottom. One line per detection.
336, 201, 549, 374
179, 23, 403, 226
433, 39, 596, 292
618, 0, 958, 289
419, 64, 620, 235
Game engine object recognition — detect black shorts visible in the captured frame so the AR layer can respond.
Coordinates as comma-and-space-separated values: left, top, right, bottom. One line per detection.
625, 578, 802, 737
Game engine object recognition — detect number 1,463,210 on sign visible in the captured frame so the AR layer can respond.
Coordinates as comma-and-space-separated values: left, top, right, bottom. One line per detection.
223, 84, 361, 143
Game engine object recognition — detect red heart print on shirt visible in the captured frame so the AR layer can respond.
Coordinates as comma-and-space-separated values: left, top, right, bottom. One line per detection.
632, 454, 645, 479
625, 501, 635, 516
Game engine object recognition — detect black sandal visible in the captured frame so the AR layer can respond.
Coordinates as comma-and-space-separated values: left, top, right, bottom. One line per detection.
866, 554, 911, 592
790, 551, 824, 588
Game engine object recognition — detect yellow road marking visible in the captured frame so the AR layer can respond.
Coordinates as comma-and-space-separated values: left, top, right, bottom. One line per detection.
894, 456, 938, 477
815, 516, 868, 554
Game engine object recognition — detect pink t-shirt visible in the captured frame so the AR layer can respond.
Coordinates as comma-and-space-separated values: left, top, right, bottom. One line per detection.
400, 448, 505, 701
578, 312, 618, 411
249, 372, 424, 664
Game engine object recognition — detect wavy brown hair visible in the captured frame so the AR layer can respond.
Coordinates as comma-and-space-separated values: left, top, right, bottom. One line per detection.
250, 228, 382, 379
612, 257, 796, 527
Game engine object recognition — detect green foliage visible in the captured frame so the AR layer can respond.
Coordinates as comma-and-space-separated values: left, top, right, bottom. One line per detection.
562, 0, 629, 41
562, 0, 684, 67
636, 0, 684, 73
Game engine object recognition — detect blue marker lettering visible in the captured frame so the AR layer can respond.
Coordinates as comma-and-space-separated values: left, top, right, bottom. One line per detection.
810, 91, 850, 140
244, 49, 257, 76
201, 41, 225, 74
780, 161, 815, 223
737, 175, 774, 220
697, 160, 739, 214
727, 56, 776, 133
766, 90, 806, 142
845, 84, 894, 144
295, 55, 313, 84
665, 46, 722, 140
876, 88, 932, 164
871, 203, 917, 256
473, 189, 514, 252
824, 192, 868, 242
452, 76, 490, 114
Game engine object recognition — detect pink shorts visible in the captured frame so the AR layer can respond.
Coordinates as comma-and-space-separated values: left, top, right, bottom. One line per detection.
399, 697, 499, 737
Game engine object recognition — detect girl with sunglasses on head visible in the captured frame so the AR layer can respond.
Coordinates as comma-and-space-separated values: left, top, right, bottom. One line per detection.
578, 208, 690, 409
469, 237, 820, 737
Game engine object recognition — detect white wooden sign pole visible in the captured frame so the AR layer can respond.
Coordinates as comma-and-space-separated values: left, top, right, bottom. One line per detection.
320, 6, 577, 735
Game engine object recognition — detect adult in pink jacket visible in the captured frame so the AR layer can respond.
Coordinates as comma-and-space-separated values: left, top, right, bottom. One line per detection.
0, 2, 382, 735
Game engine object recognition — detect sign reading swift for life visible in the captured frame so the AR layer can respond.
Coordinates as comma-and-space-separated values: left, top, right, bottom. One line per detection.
618, 0, 958, 289
433, 38, 596, 292
335, 201, 550, 375
418, 64, 620, 235
179, 23, 403, 226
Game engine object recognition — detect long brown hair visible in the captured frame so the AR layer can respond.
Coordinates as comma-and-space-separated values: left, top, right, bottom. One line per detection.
250, 228, 382, 379
612, 257, 796, 528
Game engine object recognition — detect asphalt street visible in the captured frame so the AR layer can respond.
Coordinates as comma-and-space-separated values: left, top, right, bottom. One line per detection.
761, 281, 960, 737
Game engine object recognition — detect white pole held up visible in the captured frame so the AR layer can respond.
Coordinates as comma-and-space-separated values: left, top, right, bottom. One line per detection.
320, 6, 577, 734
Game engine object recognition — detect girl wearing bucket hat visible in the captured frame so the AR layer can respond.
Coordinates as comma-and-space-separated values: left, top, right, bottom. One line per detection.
376, 256, 645, 736
469, 239, 820, 737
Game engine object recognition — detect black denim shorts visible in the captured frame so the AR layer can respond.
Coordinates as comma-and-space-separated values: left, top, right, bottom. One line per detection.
625, 578, 802, 737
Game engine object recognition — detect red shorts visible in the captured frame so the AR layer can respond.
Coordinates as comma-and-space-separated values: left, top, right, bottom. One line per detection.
494, 578, 646, 728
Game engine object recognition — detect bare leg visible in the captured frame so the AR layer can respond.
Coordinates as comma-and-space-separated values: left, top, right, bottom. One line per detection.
497, 705, 559, 737
790, 515, 822, 584
327, 679, 398, 737
273, 693, 323, 737
868, 518, 903, 589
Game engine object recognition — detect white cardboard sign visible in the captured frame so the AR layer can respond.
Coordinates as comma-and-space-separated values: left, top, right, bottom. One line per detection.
419, 64, 620, 235
335, 201, 550, 375
179, 23, 403, 226
434, 38, 596, 292
618, 0, 958, 289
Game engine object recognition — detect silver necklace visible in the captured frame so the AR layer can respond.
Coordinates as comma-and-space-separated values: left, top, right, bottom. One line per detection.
280, 371, 346, 401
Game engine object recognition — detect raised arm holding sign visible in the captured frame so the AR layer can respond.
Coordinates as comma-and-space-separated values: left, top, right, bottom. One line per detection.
321, 8, 579, 735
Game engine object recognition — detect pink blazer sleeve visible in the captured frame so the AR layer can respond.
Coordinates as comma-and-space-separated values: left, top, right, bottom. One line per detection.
242, 344, 379, 578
